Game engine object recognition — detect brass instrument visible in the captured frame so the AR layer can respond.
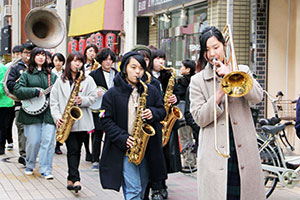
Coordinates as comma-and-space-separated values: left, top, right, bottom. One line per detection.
161, 66, 183, 147
213, 24, 253, 158
56, 71, 83, 144
145, 71, 152, 84
126, 78, 155, 165
90, 59, 100, 72
24, 8, 66, 49
221, 25, 253, 97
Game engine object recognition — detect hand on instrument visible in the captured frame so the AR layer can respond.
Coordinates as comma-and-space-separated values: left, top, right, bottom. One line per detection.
39, 90, 43, 97
97, 90, 103, 97
126, 136, 135, 148
168, 94, 177, 105
214, 60, 231, 77
142, 108, 153, 120
56, 118, 64, 129
74, 96, 82, 105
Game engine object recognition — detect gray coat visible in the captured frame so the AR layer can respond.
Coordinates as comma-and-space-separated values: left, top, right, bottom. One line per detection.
50, 75, 97, 132
190, 65, 265, 200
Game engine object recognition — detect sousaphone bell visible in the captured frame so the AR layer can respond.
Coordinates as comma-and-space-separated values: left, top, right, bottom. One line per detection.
24, 7, 66, 49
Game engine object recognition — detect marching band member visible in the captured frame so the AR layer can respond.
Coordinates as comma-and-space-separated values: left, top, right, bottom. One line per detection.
131, 45, 167, 200
6, 42, 35, 165
83, 44, 99, 162
14, 47, 57, 179
89, 48, 118, 171
51, 53, 66, 155
189, 26, 265, 200
99, 51, 166, 200
50, 52, 97, 192
149, 48, 182, 199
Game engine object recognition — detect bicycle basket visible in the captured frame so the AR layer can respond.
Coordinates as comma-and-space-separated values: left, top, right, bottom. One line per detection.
275, 100, 296, 120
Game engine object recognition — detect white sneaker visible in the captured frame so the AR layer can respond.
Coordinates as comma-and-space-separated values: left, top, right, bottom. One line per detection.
41, 172, 54, 180
7, 143, 13, 151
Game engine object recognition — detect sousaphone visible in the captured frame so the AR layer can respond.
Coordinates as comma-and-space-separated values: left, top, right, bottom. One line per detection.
24, 7, 66, 49
3, 8, 66, 101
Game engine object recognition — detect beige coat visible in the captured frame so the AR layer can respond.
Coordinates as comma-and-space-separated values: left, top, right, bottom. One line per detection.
190, 65, 265, 200
50, 75, 97, 132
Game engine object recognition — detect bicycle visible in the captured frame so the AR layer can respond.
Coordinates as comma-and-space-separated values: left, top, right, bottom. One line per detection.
257, 90, 299, 198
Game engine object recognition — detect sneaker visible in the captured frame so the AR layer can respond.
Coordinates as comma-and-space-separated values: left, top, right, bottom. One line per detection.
41, 172, 54, 180
160, 188, 168, 199
91, 162, 99, 171
25, 168, 33, 175
151, 190, 163, 200
18, 156, 26, 166
7, 143, 13, 151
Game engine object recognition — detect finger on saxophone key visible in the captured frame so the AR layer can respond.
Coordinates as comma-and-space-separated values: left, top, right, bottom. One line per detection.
126, 136, 135, 148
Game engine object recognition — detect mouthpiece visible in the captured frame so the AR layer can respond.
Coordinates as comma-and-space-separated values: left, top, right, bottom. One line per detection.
211, 58, 217, 64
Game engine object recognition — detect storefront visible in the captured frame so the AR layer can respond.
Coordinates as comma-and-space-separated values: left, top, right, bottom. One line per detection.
137, 0, 207, 69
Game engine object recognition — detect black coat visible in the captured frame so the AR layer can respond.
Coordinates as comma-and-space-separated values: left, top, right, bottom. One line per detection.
99, 73, 166, 191
6, 61, 27, 107
89, 67, 117, 130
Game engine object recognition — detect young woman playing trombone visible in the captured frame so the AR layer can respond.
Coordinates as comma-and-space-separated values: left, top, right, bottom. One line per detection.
189, 26, 265, 200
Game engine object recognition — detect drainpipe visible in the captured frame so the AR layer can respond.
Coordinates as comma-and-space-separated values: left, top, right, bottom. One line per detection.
124, 0, 136, 52
285, 0, 290, 97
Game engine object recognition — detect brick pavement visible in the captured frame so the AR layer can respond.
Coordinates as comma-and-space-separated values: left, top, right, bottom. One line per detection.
0, 125, 198, 200
2, 126, 300, 199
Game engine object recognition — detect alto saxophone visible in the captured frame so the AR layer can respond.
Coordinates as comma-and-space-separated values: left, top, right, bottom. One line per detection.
126, 78, 155, 165
161, 66, 183, 147
90, 59, 99, 72
56, 71, 84, 144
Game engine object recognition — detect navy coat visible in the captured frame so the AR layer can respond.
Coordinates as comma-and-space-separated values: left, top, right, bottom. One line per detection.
89, 67, 117, 130
99, 73, 166, 191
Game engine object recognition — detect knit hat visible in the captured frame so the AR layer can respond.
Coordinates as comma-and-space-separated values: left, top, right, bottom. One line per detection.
119, 51, 146, 74
131, 45, 152, 58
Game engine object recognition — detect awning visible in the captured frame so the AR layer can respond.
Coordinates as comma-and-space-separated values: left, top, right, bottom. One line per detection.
68, 0, 123, 37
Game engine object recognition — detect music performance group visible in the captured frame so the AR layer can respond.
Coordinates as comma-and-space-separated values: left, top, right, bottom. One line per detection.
0, 25, 267, 200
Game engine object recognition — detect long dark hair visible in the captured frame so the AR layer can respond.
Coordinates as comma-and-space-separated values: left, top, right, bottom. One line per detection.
83, 44, 98, 64
27, 47, 50, 74
62, 52, 85, 83
199, 26, 225, 69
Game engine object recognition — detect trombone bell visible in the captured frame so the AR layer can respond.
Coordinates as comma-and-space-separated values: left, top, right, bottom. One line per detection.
221, 71, 253, 97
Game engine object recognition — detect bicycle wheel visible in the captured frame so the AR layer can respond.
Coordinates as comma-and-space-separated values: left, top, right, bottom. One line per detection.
180, 142, 197, 174
257, 138, 280, 198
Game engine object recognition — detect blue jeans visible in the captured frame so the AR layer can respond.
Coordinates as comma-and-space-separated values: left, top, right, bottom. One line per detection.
122, 156, 149, 200
24, 123, 56, 174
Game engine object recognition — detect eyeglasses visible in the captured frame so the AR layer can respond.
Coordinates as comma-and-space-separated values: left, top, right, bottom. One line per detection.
22, 51, 31, 54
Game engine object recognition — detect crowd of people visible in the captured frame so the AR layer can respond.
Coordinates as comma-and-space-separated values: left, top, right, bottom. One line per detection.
0, 25, 266, 200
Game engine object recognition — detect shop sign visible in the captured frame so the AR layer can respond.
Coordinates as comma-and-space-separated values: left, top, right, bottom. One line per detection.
137, 0, 195, 15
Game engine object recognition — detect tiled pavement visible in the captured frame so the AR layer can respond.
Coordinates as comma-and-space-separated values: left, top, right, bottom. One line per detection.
1, 125, 300, 199
0, 125, 198, 200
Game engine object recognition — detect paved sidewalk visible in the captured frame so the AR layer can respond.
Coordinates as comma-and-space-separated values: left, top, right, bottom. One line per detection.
1, 125, 300, 199
0, 125, 198, 200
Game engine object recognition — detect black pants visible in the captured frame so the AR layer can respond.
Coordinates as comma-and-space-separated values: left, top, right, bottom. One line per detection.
83, 132, 91, 156
91, 129, 103, 163
65, 131, 85, 183
0, 107, 15, 149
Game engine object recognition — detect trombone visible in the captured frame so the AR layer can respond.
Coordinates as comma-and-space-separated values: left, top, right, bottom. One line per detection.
213, 24, 254, 158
